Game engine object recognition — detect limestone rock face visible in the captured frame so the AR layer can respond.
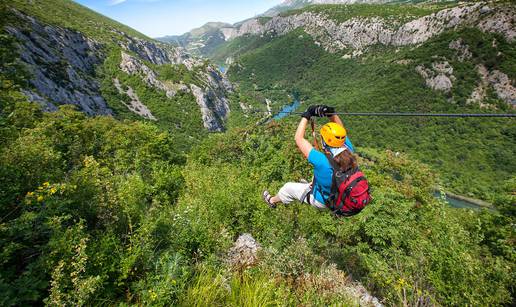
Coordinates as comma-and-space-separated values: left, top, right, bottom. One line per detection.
227, 234, 261, 270
467, 65, 516, 107
468, 65, 489, 106
232, 2, 515, 54
117, 51, 231, 131
488, 70, 516, 106
6, 10, 112, 115
448, 38, 472, 62
190, 83, 230, 132
221, 27, 238, 41
113, 78, 156, 120
6, 9, 233, 130
416, 62, 455, 92
119, 51, 180, 98
119, 34, 200, 69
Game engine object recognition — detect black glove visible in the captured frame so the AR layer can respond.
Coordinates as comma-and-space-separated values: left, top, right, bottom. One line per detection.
301, 105, 317, 120
314, 105, 335, 117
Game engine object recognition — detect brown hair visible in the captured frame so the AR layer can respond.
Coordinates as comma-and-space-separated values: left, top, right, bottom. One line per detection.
332, 149, 357, 172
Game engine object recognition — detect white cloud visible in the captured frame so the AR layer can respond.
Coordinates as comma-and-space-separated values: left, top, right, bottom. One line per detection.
109, 0, 127, 5
109, 0, 163, 5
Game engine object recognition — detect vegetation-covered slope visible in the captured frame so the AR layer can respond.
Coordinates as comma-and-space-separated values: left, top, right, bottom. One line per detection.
1, 1, 514, 306
262, 0, 451, 17
1, 90, 514, 305
157, 22, 232, 57
224, 3, 516, 199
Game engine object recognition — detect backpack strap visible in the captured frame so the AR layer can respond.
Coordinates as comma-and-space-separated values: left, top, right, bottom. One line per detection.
343, 175, 366, 198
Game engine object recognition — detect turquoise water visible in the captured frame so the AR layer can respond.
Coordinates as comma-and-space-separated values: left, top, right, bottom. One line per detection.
432, 191, 485, 210
218, 65, 226, 73
273, 100, 301, 120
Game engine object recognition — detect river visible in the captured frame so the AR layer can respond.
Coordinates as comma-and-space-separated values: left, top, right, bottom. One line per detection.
433, 191, 493, 211
273, 100, 301, 120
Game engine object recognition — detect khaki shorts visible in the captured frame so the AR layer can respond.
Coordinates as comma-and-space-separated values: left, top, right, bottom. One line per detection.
277, 182, 327, 210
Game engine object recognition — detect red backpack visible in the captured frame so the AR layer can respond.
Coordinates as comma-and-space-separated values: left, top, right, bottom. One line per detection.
324, 155, 371, 217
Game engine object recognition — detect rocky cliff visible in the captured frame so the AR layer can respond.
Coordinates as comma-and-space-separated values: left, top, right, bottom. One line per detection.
4, 4, 233, 131
6, 10, 111, 116
233, 3, 515, 52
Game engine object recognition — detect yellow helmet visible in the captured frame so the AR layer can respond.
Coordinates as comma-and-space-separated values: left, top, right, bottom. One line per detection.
320, 122, 346, 148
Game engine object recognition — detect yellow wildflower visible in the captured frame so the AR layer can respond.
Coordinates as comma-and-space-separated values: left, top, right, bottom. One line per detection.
149, 290, 157, 301
37, 195, 44, 202
27, 191, 34, 197
49, 187, 57, 195
43, 182, 50, 187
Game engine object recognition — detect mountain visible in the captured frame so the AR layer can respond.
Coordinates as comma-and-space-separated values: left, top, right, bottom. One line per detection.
3, 0, 233, 133
222, 1, 516, 197
158, 0, 451, 58
157, 22, 233, 56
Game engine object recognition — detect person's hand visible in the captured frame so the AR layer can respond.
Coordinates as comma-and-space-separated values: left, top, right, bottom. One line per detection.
301, 105, 317, 120
314, 105, 335, 117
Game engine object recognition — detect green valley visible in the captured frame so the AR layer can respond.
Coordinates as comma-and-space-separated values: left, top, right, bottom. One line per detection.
223, 3, 516, 199
0, 0, 514, 306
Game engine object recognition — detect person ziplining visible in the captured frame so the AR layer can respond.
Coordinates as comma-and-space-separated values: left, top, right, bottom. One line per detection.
262, 105, 371, 217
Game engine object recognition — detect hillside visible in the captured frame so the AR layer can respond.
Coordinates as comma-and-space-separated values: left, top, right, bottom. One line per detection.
1, 100, 514, 305
3, 0, 233, 139
262, 0, 410, 17
221, 1, 516, 199
157, 22, 233, 57
1, 1, 514, 306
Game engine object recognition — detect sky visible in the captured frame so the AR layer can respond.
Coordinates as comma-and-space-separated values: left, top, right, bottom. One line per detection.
74, 0, 283, 37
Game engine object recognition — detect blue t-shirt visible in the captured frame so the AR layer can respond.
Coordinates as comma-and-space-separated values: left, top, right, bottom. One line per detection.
307, 138, 354, 204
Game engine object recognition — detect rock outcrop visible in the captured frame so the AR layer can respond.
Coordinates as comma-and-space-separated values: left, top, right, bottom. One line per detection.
120, 33, 200, 69
6, 9, 233, 131
113, 78, 156, 120
416, 61, 455, 92
190, 83, 230, 132
227, 234, 261, 270
232, 2, 515, 54
487, 70, 516, 106
118, 50, 231, 130
119, 51, 181, 98
448, 38, 472, 62
6, 10, 112, 115
467, 65, 516, 107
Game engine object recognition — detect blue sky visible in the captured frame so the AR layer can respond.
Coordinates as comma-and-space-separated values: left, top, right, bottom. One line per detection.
74, 0, 283, 37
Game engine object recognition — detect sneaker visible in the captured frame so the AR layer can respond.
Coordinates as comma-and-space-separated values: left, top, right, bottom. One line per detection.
262, 190, 276, 209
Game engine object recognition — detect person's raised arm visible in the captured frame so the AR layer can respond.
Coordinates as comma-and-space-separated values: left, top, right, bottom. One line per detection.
329, 114, 343, 126
296, 107, 316, 158
324, 107, 354, 151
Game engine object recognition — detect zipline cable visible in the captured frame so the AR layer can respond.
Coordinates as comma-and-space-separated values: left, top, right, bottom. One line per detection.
248, 109, 516, 118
